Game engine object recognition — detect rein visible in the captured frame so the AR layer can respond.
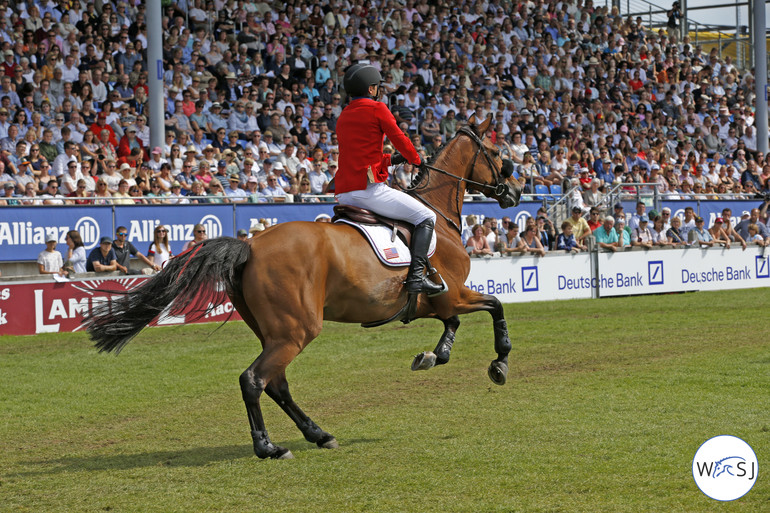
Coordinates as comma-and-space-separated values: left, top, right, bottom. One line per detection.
405, 126, 508, 234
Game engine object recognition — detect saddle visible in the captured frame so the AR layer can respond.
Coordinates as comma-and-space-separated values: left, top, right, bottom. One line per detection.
332, 205, 413, 247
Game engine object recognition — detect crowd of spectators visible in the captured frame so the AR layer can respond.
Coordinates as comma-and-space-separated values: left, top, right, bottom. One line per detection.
0, 0, 770, 226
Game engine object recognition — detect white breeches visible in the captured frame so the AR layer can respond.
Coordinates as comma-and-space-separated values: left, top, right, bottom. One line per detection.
336, 182, 436, 226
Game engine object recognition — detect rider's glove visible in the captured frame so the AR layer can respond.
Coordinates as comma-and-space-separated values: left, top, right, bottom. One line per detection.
390, 152, 407, 166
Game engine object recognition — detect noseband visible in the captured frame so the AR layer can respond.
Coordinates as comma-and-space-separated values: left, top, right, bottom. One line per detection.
405, 125, 510, 233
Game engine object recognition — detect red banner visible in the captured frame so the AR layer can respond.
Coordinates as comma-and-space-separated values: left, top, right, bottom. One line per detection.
0, 276, 242, 336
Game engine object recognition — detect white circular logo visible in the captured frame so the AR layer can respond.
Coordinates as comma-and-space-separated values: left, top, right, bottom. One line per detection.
75, 216, 101, 250
693, 435, 758, 501
199, 214, 223, 238
514, 210, 531, 230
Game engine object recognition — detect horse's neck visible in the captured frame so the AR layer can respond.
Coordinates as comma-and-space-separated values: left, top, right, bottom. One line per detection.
416, 147, 470, 234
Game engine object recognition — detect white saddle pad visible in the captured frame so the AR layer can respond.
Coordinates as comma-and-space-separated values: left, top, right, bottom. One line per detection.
335, 219, 436, 267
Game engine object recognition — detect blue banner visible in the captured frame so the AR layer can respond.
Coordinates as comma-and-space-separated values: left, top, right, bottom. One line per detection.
234, 203, 337, 231
460, 201, 543, 228
3, 200, 764, 262
661, 200, 762, 226
114, 205, 235, 257
0, 206, 113, 261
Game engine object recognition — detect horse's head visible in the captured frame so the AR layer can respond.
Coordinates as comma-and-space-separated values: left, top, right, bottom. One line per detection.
460, 115, 522, 209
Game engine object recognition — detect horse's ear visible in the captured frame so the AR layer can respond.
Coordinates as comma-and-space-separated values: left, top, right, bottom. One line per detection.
468, 113, 477, 127
477, 113, 493, 135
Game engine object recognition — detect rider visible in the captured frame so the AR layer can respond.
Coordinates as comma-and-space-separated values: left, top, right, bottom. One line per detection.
335, 63, 446, 298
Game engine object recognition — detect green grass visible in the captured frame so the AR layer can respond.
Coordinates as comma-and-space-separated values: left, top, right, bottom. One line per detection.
1, 289, 768, 512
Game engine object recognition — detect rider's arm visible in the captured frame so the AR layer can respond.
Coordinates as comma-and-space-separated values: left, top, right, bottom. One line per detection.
375, 102, 420, 166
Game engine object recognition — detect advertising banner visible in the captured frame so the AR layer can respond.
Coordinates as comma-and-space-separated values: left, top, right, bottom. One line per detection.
234, 203, 337, 230
113, 204, 235, 257
0, 206, 113, 261
461, 201, 543, 229
661, 200, 761, 227
0, 276, 241, 336
597, 247, 770, 297
465, 253, 594, 303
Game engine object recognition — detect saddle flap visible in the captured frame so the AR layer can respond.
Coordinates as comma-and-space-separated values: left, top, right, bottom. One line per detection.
333, 204, 412, 247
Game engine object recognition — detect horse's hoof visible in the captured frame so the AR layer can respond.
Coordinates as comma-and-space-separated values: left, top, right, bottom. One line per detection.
488, 361, 508, 386
319, 437, 339, 450
276, 450, 294, 460
411, 351, 437, 371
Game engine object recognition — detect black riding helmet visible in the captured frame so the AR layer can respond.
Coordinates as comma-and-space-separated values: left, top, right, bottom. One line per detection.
343, 64, 382, 98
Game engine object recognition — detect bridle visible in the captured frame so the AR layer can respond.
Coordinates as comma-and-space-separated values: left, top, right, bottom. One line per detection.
405, 125, 514, 233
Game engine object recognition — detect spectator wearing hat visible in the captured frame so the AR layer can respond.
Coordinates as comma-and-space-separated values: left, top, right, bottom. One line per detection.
1, 182, 20, 206
207, 103, 228, 136
236, 228, 249, 241
85, 237, 118, 273
38, 233, 65, 276
269, 161, 291, 191
89, 112, 118, 147
224, 171, 248, 202
631, 215, 654, 249
117, 124, 144, 160
565, 205, 592, 244
147, 146, 168, 173
244, 176, 264, 203
391, 95, 414, 131
689, 216, 715, 247
165, 181, 189, 205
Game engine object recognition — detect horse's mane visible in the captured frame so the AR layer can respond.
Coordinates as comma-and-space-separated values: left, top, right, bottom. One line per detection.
406, 120, 480, 190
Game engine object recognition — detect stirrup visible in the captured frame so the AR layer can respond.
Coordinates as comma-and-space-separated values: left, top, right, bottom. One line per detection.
425, 267, 449, 297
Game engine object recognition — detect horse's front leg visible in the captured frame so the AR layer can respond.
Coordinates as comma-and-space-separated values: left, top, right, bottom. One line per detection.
485, 294, 511, 386
429, 289, 511, 385
412, 315, 460, 371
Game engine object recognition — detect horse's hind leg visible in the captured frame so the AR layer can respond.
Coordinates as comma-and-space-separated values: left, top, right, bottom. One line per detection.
412, 315, 460, 371
265, 372, 338, 450
239, 345, 300, 459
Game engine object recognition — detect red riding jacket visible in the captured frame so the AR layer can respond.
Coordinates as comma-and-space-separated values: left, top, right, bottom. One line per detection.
334, 98, 420, 194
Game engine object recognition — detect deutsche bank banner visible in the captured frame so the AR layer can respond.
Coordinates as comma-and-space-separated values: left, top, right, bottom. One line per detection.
466, 253, 594, 303
597, 247, 770, 297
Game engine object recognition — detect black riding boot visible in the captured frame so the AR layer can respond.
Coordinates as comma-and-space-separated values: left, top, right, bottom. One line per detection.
405, 219, 447, 297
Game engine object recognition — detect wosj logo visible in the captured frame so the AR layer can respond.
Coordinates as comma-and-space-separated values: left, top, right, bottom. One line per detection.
0, 216, 101, 249
692, 435, 758, 501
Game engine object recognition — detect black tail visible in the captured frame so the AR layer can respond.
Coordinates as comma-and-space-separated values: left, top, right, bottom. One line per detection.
85, 237, 251, 354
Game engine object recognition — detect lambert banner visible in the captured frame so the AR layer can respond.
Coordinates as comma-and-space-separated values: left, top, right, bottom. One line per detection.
0, 276, 241, 336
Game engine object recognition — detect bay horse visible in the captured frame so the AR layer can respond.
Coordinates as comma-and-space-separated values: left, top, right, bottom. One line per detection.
86, 114, 522, 459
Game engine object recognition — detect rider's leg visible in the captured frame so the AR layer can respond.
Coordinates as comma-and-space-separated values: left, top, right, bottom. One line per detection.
337, 183, 446, 296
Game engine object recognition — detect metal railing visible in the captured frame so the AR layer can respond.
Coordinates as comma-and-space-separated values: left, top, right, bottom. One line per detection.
621, 0, 754, 69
